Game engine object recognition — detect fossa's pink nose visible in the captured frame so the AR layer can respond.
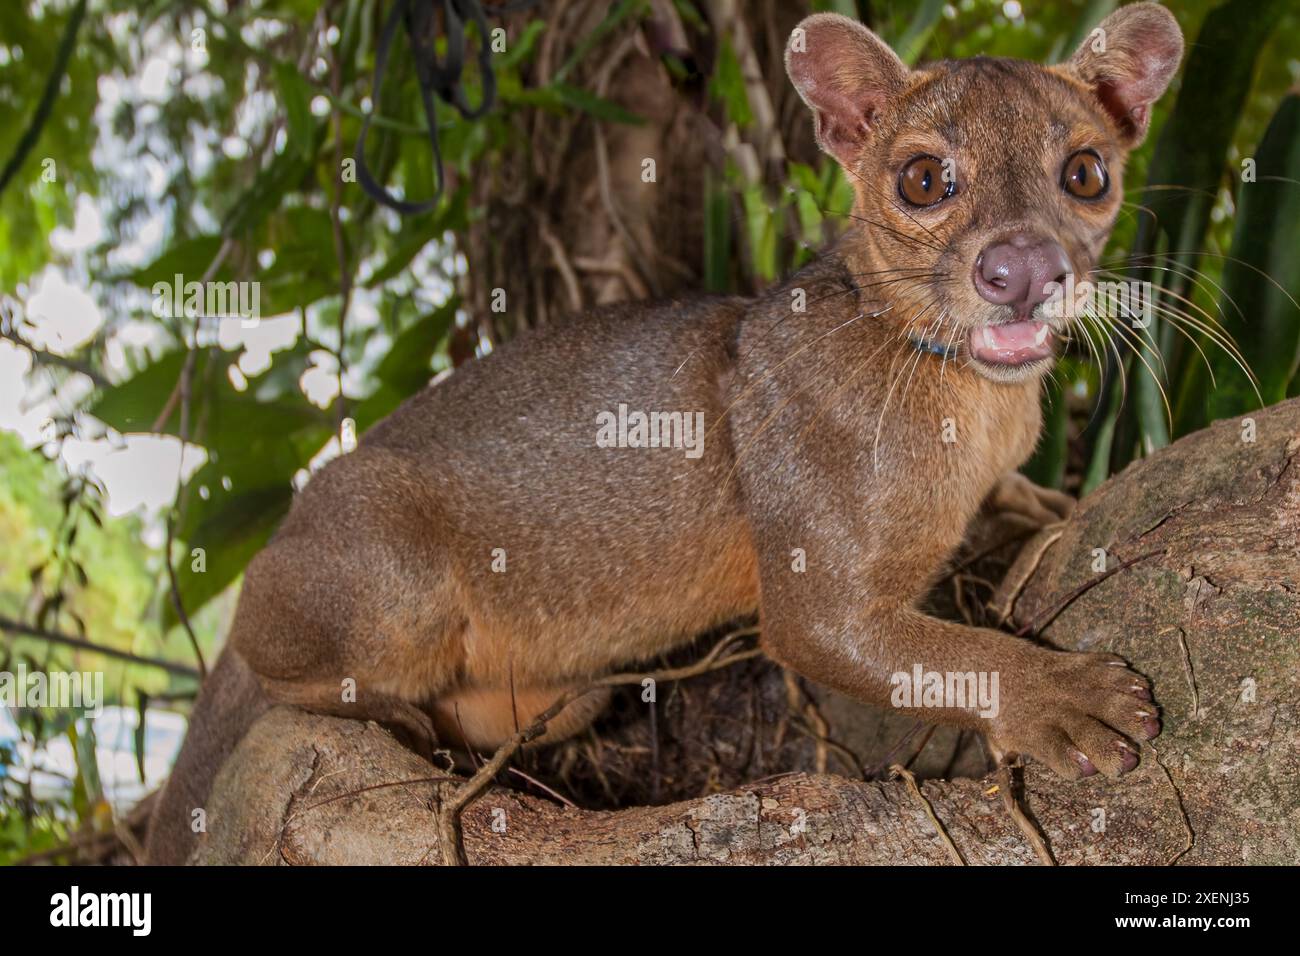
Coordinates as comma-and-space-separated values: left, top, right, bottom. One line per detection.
973, 234, 1072, 309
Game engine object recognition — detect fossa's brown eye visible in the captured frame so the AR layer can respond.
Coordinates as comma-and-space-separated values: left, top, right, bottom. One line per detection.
1062, 149, 1108, 199
898, 155, 955, 207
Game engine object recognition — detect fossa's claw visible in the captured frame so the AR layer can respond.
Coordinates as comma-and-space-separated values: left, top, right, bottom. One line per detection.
989, 651, 1161, 780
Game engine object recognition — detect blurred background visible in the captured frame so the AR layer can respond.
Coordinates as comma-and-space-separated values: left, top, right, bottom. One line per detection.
0, 0, 1296, 863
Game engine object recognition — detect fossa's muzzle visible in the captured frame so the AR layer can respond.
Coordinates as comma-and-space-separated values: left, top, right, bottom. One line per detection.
973, 232, 1072, 310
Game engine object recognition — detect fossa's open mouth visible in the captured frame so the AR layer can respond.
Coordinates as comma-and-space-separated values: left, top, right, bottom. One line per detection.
966, 318, 1054, 366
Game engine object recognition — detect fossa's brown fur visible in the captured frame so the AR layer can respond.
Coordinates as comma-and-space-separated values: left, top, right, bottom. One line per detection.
147, 4, 1183, 863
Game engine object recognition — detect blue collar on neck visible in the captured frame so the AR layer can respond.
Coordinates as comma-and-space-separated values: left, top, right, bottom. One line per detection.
909, 335, 961, 360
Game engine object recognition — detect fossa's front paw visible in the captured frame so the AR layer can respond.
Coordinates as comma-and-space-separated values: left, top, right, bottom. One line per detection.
988, 651, 1159, 779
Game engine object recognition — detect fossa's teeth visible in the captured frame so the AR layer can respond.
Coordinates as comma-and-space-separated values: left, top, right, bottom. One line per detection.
982, 326, 996, 350
1033, 323, 1051, 346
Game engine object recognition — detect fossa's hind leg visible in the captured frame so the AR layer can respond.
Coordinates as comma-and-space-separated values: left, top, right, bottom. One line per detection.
260, 675, 440, 759
987, 471, 1075, 528
231, 449, 465, 756
431, 685, 613, 750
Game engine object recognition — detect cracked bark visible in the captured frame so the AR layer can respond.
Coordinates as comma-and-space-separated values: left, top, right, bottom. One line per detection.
193, 399, 1300, 865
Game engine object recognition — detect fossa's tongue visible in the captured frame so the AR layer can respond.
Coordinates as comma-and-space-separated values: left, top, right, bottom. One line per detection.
968, 319, 1053, 365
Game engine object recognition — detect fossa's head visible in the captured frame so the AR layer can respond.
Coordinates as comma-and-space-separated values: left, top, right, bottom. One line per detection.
786, 2, 1183, 382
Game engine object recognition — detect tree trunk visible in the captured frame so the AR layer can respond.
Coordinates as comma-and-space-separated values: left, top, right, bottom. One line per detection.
455, 0, 818, 354
192, 398, 1300, 865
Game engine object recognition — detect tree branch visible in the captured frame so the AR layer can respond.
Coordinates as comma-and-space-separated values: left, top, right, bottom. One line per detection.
0, 0, 89, 199
0, 615, 201, 679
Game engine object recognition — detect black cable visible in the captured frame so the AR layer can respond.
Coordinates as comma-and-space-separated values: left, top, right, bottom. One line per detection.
355, 0, 541, 215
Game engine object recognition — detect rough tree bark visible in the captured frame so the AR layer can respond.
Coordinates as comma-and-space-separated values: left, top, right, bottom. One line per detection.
192, 399, 1300, 865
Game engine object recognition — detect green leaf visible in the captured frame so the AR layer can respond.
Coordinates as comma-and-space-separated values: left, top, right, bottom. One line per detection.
1090, 0, 1284, 477
550, 84, 644, 126
1081, 401, 1119, 496
223, 148, 314, 239
88, 348, 328, 457
1048, 0, 1116, 65
365, 187, 468, 288
710, 38, 752, 128
123, 236, 227, 288
741, 186, 778, 282
1200, 93, 1300, 423
258, 207, 340, 313
787, 161, 822, 197
497, 20, 547, 71
889, 0, 944, 66
554, 0, 645, 84
366, 231, 437, 288
167, 484, 292, 631
374, 299, 458, 393
133, 692, 149, 784
274, 61, 316, 161
89, 349, 214, 433
1023, 377, 1068, 490
355, 298, 459, 430
703, 170, 732, 294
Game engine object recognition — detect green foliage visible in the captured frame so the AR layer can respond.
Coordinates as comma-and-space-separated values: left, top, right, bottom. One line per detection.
1195, 93, 1300, 425
1, 1, 530, 640
892, 0, 946, 66
1, 0, 1298, 859
355, 297, 459, 430
0, 433, 176, 688
0, 0, 113, 289
1086, 0, 1289, 485
0, 430, 196, 863
710, 38, 753, 129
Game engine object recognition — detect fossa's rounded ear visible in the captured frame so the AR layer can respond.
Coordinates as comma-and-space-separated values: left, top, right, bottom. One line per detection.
785, 13, 908, 169
1066, 1, 1184, 146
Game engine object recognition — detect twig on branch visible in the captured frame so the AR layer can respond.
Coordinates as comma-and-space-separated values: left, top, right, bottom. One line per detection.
506, 766, 578, 808
996, 757, 1055, 865
1152, 746, 1196, 865
540, 219, 584, 314
941, 526, 1036, 586
890, 763, 966, 865
293, 773, 466, 817
1167, 625, 1200, 719
163, 347, 207, 681
865, 719, 925, 780
153, 239, 236, 683
1016, 549, 1164, 638
988, 525, 1064, 625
